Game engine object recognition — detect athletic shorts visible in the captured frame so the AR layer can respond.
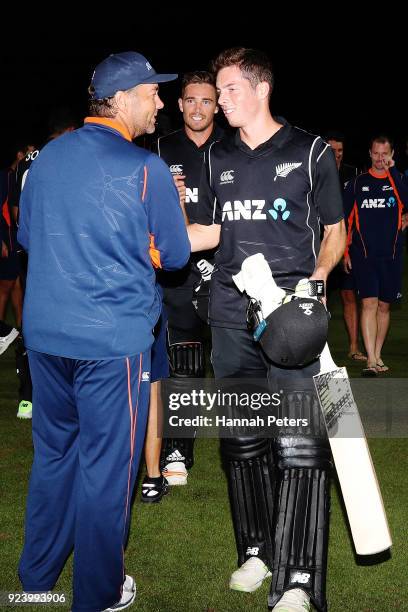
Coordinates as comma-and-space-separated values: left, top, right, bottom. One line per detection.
339, 267, 356, 291
0, 249, 19, 280
351, 253, 403, 303
151, 311, 169, 382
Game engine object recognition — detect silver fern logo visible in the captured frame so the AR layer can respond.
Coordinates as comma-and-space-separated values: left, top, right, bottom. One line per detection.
274, 162, 302, 181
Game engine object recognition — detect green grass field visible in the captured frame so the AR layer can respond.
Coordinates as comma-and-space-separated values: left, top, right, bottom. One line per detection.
1, 260, 407, 611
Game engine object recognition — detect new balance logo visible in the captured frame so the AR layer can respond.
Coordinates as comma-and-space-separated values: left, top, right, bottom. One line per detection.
222, 199, 266, 221
170, 164, 183, 174
220, 170, 234, 184
382, 185, 393, 191
142, 372, 150, 381
165, 450, 185, 462
290, 571, 311, 586
299, 302, 314, 315
246, 547, 260, 556
186, 187, 198, 203
274, 162, 302, 181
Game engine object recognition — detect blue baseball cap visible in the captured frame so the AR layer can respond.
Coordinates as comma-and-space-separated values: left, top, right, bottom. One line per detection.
89, 51, 178, 99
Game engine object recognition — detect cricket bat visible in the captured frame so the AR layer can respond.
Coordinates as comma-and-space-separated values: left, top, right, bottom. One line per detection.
313, 344, 392, 555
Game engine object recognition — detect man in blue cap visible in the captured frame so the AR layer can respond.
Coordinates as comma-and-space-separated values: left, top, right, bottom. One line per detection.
17, 52, 189, 612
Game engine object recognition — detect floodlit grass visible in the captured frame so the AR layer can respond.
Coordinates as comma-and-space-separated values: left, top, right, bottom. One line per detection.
0, 253, 407, 610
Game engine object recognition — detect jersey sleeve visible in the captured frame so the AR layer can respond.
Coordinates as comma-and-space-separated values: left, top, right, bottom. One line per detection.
312, 143, 344, 225
389, 166, 408, 212
343, 178, 356, 220
143, 153, 190, 271
195, 147, 221, 225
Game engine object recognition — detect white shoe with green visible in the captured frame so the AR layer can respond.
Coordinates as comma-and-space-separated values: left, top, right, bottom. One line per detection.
17, 400, 32, 419
229, 557, 272, 592
273, 588, 312, 611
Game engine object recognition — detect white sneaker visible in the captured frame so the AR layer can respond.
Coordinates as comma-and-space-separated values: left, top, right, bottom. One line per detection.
229, 557, 272, 593
162, 450, 188, 485
273, 588, 311, 611
162, 461, 188, 485
103, 575, 136, 611
0, 327, 19, 355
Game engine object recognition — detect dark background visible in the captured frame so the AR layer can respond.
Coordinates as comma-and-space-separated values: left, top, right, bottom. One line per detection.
1, 15, 406, 170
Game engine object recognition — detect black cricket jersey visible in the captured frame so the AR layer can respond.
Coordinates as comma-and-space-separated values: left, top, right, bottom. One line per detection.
344, 167, 408, 260
196, 120, 344, 329
152, 125, 224, 288
8, 148, 41, 209
339, 162, 358, 188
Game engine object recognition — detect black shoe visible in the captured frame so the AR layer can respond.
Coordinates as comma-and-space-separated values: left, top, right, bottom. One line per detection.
141, 475, 169, 503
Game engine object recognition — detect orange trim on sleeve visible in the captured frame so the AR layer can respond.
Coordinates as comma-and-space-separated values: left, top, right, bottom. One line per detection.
344, 205, 356, 258
2, 199, 11, 226
142, 165, 148, 202
149, 234, 162, 269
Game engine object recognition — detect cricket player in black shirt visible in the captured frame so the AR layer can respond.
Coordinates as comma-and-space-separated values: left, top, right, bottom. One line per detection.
152, 71, 224, 485
186, 48, 346, 612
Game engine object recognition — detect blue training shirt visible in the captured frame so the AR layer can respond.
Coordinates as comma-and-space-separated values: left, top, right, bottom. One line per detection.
18, 118, 190, 359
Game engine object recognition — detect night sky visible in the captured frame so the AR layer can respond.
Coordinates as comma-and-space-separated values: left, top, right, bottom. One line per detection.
1, 16, 406, 169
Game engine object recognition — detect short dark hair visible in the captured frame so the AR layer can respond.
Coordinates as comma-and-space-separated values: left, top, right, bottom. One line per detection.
369, 134, 394, 150
211, 47, 274, 95
181, 71, 216, 97
324, 130, 345, 143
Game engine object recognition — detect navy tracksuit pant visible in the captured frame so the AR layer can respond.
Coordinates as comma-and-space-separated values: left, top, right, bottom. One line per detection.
19, 350, 151, 612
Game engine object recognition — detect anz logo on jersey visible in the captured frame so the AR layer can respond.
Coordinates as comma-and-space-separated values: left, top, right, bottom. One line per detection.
361, 197, 396, 208
268, 198, 290, 221
222, 199, 266, 221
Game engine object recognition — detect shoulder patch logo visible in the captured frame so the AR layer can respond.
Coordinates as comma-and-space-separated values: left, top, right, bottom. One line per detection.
274, 162, 302, 181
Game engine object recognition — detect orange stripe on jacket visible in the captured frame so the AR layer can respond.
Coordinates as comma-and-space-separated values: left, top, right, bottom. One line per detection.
141, 165, 148, 202
2, 199, 11, 226
149, 234, 162, 269
141, 166, 162, 268
344, 205, 355, 258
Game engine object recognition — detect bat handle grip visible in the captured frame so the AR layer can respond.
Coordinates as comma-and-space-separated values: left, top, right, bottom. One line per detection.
319, 343, 338, 373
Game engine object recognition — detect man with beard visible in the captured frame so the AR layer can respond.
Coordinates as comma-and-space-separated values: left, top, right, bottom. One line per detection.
151, 71, 224, 486
17, 51, 189, 612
